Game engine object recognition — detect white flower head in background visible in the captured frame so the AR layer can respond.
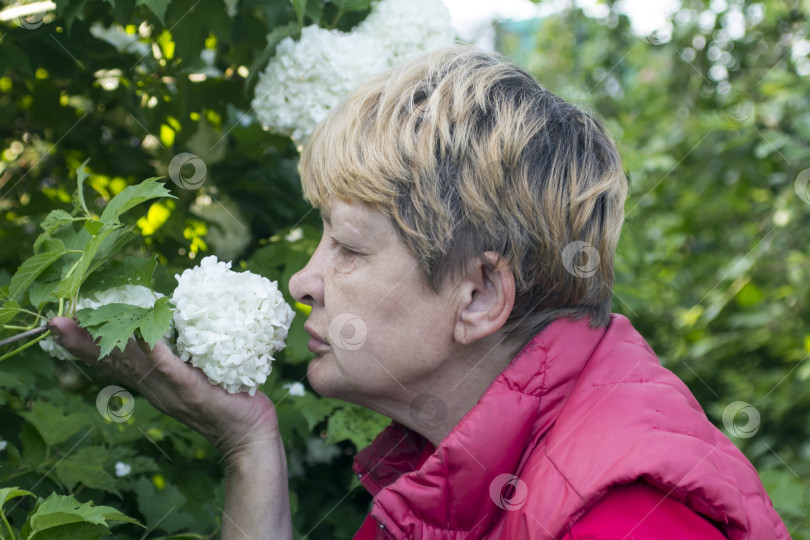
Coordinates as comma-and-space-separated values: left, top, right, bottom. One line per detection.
39, 285, 171, 361
282, 381, 306, 397
251, 0, 453, 142
304, 436, 342, 466
358, 0, 454, 64
171, 256, 295, 396
114, 461, 132, 477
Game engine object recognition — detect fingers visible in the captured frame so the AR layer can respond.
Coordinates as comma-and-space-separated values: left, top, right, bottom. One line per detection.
49, 316, 102, 362
49, 317, 147, 384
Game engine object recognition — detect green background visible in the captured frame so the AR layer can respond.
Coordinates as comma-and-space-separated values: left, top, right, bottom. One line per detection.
1, 0, 808, 537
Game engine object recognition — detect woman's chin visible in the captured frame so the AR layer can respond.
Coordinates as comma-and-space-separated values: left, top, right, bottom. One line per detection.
306, 354, 339, 396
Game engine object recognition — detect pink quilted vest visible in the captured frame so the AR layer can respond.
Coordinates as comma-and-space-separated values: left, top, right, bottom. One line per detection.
352, 313, 789, 539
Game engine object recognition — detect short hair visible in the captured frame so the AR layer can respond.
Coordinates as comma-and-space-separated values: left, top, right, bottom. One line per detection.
299, 44, 628, 342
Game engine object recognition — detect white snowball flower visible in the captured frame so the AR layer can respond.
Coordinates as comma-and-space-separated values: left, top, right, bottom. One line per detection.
171, 256, 295, 396
39, 285, 170, 361
252, 26, 386, 142
0, 440, 7, 452
282, 381, 306, 397
304, 436, 342, 466
284, 227, 304, 243
114, 461, 131, 477
251, 0, 453, 142
357, 0, 454, 65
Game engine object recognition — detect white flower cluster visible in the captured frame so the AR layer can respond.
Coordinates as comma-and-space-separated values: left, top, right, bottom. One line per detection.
114, 461, 131, 477
171, 256, 295, 396
40, 285, 169, 361
251, 0, 453, 142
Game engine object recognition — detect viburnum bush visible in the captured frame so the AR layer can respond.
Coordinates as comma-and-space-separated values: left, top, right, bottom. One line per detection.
0, 159, 391, 538
0, 0, 445, 535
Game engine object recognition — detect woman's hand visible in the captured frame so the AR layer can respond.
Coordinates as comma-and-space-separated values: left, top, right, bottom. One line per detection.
48, 316, 293, 539
48, 316, 277, 456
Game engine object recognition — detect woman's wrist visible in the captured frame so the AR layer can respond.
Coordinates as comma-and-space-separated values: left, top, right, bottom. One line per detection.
222, 431, 292, 539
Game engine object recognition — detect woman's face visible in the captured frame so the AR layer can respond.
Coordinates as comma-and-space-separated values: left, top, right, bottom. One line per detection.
288, 199, 458, 408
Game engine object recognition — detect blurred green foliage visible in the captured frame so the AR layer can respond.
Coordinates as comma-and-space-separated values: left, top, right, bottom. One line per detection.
0, 0, 807, 537
0, 0, 387, 537
500, 0, 809, 535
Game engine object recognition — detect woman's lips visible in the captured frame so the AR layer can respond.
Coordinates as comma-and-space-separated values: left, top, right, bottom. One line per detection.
304, 323, 330, 353
307, 337, 330, 353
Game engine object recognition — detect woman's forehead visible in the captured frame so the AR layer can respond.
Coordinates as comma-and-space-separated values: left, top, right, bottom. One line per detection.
321, 200, 387, 235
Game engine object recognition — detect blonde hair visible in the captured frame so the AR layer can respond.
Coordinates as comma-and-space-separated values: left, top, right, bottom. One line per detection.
299, 44, 628, 341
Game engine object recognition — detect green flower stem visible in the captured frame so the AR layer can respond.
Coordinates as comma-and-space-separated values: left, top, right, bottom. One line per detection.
2, 325, 31, 331
0, 329, 50, 362
11, 308, 47, 322
1, 509, 15, 540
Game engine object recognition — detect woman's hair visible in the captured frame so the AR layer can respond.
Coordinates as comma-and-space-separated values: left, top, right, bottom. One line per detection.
299, 44, 629, 342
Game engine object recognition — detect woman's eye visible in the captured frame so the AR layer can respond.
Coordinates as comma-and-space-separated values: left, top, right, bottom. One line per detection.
331, 238, 359, 258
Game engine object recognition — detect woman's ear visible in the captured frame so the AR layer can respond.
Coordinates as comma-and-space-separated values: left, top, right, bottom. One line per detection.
453, 251, 516, 345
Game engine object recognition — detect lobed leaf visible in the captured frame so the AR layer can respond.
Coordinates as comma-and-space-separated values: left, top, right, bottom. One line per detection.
82, 255, 158, 293
76, 299, 172, 358
325, 404, 390, 450
54, 446, 121, 497
21, 493, 143, 539
18, 401, 91, 448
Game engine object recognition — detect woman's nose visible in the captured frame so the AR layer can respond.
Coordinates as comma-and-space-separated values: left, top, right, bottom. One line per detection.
289, 242, 325, 308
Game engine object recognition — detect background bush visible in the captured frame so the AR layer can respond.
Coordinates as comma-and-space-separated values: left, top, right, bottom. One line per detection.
0, 0, 808, 537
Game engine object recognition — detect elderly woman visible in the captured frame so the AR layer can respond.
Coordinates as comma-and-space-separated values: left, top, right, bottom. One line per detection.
51, 45, 788, 539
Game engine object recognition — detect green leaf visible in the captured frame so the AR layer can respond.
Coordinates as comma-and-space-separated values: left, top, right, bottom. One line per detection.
99, 178, 174, 226
18, 401, 91, 447
325, 405, 390, 450
9, 249, 68, 301
85, 226, 136, 278
74, 159, 91, 217
53, 228, 115, 300
28, 282, 58, 310
34, 237, 67, 255
0, 487, 35, 512
132, 477, 196, 534
21, 493, 142, 539
294, 394, 342, 431
166, 0, 229, 62
137, 297, 172, 347
82, 255, 158, 293
332, 0, 371, 12
291, 0, 306, 26
20, 422, 46, 468
76, 300, 172, 358
55, 446, 121, 497
136, 0, 170, 23
84, 220, 103, 235
41, 210, 79, 234
0, 299, 22, 325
